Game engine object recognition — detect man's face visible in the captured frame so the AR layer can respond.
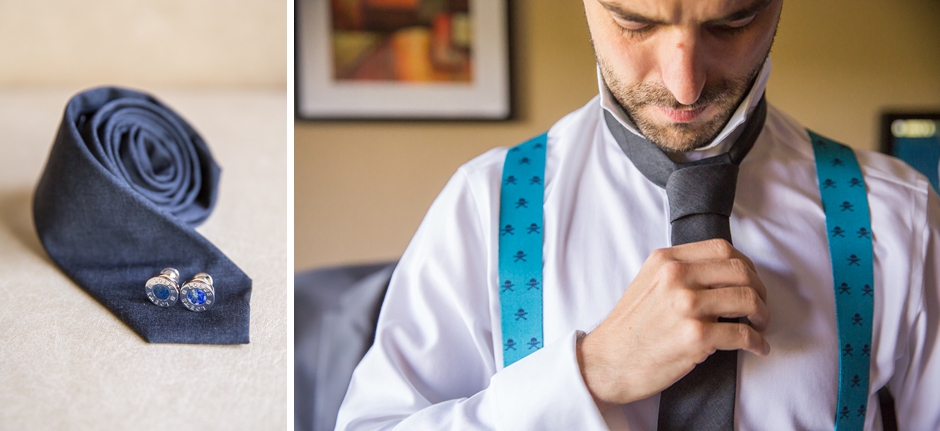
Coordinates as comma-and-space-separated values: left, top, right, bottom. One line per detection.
584, 0, 782, 152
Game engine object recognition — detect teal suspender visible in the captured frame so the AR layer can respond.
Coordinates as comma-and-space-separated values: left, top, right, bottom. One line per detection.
497, 130, 874, 430
808, 131, 875, 430
498, 133, 548, 367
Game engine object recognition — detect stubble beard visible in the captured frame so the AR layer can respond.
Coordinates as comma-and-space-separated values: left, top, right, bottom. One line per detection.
600, 55, 767, 153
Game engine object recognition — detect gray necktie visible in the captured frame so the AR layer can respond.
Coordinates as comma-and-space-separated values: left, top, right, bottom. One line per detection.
604, 96, 767, 431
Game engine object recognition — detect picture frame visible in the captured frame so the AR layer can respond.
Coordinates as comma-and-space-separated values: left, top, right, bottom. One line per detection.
880, 112, 940, 192
296, 0, 512, 120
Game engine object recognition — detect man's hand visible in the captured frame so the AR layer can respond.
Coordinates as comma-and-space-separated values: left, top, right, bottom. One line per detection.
576, 238, 771, 409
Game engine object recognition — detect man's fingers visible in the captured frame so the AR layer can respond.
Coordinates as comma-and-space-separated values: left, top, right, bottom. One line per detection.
661, 258, 768, 302
653, 238, 757, 271
708, 322, 771, 356
695, 287, 771, 332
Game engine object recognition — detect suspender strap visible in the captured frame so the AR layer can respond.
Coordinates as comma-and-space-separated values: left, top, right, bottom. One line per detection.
498, 133, 547, 367
809, 131, 875, 431
496, 131, 875, 431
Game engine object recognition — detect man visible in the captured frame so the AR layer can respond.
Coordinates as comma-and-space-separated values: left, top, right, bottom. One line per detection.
335, 0, 940, 429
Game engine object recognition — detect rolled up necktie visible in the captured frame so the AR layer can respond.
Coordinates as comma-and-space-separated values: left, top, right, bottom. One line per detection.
33, 87, 251, 344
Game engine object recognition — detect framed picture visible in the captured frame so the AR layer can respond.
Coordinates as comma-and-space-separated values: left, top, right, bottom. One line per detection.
297, 0, 511, 120
880, 112, 940, 193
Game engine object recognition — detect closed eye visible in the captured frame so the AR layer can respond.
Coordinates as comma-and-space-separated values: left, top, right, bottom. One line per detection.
612, 17, 658, 37
621, 23, 653, 35
710, 15, 757, 35
619, 20, 651, 31
724, 15, 757, 28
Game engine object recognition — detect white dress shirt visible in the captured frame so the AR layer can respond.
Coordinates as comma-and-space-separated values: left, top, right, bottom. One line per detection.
334, 61, 940, 430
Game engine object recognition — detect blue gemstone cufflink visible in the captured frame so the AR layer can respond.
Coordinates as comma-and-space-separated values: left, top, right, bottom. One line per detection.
145, 268, 180, 307
180, 273, 215, 312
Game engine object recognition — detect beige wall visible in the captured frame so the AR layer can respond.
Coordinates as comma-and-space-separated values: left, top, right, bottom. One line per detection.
295, 0, 940, 271
769, 0, 940, 148
0, 0, 286, 88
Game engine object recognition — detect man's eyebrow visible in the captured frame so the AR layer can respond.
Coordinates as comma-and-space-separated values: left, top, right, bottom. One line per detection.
596, 0, 774, 25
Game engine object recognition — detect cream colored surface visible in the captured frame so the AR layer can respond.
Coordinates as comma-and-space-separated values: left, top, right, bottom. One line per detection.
294, 0, 940, 271
0, 88, 287, 430
0, 0, 286, 87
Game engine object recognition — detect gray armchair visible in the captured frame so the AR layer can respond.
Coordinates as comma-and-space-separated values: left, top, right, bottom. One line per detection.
294, 262, 397, 431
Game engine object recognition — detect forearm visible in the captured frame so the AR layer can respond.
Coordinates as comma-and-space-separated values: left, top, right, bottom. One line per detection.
336, 331, 608, 431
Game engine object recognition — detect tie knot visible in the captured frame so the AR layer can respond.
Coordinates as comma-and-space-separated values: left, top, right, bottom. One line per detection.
665, 163, 739, 222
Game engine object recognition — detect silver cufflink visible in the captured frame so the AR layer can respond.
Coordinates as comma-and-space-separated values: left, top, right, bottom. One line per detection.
145, 268, 180, 307
180, 272, 215, 312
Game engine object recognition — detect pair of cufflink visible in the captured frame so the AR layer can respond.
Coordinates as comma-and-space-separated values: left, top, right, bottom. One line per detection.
145, 268, 215, 312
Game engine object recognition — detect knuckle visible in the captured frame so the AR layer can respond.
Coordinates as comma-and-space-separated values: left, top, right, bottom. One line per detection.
708, 238, 734, 258
659, 261, 686, 283
743, 301, 760, 320
681, 320, 707, 345
728, 258, 749, 276
738, 324, 757, 347
739, 254, 756, 271
739, 287, 759, 307
702, 344, 718, 358
649, 248, 671, 265
673, 290, 698, 315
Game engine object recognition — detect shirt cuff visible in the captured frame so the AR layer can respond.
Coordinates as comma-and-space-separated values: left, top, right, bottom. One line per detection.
491, 330, 610, 430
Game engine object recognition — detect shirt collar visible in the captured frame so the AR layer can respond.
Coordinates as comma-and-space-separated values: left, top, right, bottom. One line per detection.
600, 57, 772, 162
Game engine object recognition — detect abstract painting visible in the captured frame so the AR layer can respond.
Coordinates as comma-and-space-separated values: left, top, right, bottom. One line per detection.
298, 0, 510, 119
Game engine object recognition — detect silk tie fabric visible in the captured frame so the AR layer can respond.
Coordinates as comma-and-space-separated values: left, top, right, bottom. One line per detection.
604, 96, 767, 430
33, 87, 251, 344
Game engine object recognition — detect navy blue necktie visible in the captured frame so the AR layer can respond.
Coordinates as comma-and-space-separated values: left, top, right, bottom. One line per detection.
33, 87, 251, 344
605, 96, 767, 430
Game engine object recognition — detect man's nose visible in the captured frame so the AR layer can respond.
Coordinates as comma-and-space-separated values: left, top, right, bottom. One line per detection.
660, 29, 706, 106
